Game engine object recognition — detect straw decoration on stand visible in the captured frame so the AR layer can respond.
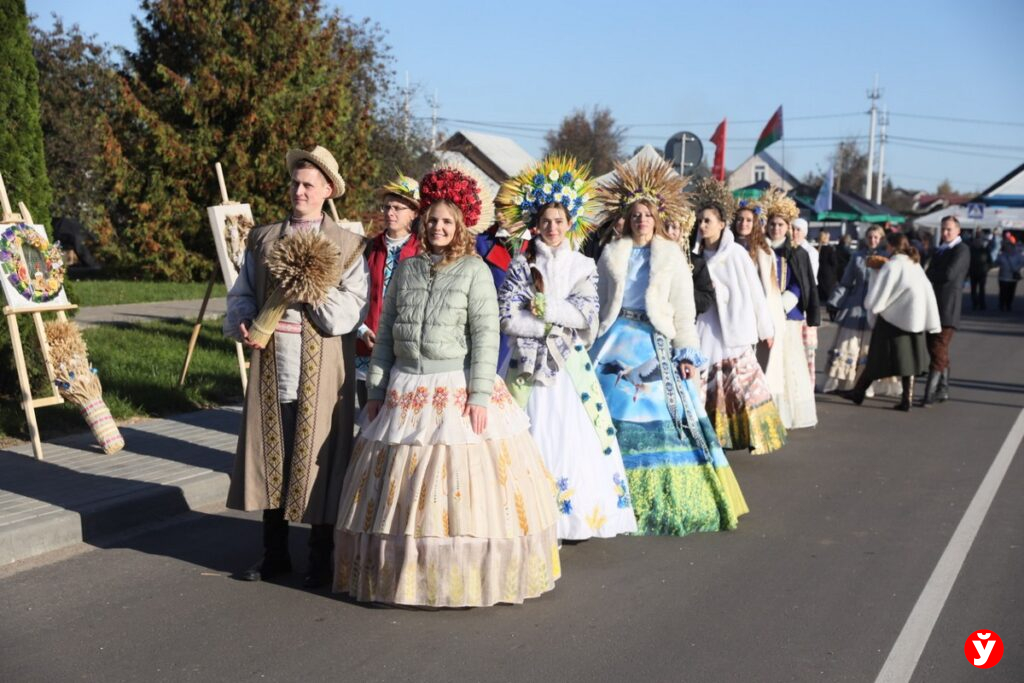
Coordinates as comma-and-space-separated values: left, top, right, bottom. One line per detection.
248, 232, 346, 347
44, 320, 125, 454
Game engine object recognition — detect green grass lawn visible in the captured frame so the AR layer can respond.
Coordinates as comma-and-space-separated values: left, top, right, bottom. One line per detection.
0, 319, 245, 443
68, 278, 228, 307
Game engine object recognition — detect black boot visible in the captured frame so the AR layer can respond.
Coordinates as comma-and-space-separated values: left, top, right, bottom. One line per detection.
936, 368, 950, 403
303, 524, 334, 589
920, 370, 941, 407
240, 509, 292, 581
837, 373, 871, 405
894, 376, 912, 412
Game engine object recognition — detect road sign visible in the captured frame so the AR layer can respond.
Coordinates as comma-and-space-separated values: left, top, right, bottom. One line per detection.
665, 131, 703, 176
967, 203, 984, 219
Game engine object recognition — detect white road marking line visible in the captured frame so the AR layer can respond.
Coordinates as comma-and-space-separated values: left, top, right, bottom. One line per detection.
875, 406, 1024, 683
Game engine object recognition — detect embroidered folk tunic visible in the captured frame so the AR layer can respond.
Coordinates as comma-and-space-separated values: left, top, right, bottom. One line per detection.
223, 215, 368, 523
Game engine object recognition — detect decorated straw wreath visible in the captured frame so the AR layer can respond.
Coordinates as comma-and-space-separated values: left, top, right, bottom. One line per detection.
597, 156, 692, 238
735, 197, 766, 226
248, 231, 358, 347
44, 320, 124, 454
495, 155, 598, 247
0, 223, 65, 304
759, 186, 800, 226
690, 177, 738, 226
418, 161, 495, 233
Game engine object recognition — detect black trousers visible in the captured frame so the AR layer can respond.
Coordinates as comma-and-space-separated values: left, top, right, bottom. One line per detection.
969, 273, 987, 309
999, 280, 1019, 311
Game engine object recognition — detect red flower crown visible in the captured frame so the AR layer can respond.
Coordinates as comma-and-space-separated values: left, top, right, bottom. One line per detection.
419, 167, 484, 227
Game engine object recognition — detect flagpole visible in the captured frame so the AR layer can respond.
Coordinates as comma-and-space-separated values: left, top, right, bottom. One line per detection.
781, 106, 786, 188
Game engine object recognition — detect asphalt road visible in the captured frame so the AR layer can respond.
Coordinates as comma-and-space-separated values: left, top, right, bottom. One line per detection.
2, 303, 1022, 683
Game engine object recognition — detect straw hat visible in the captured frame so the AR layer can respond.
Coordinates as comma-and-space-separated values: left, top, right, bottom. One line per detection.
376, 173, 420, 210
286, 145, 346, 199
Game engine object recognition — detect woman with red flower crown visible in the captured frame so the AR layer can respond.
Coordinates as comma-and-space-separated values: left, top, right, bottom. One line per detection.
333, 164, 560, 607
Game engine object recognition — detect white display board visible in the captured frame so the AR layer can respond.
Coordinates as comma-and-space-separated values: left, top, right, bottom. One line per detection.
0, 222, 70, 311
206, 204, 254, 289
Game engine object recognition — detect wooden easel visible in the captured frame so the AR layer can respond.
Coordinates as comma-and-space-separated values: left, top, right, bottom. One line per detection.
178, 163, 248, 392
0, 173, 77, 460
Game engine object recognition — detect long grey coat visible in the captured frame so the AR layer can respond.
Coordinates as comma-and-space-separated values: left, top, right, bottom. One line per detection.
225, 216, 367, 524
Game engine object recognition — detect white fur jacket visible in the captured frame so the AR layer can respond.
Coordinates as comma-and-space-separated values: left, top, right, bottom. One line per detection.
865, 253, 942, 334
696, 228, 775, 346
597, 235, 699, 351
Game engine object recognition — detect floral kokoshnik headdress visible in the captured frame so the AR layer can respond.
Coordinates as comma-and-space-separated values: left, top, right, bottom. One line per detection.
418, 162, 495, 234
496, 155, 598, 247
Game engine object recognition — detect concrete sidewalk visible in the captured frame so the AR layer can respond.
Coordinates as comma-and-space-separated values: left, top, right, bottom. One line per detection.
74, 297, 227, 329
0, 406, 240, 566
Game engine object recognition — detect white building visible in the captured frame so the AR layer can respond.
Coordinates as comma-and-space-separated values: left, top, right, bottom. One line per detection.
726, 152, 799, 192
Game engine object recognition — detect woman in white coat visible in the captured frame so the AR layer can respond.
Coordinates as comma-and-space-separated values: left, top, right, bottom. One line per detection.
691, 179, 787, 455
589, 159, 747, 536
839, 233, 940, 411
497, 158, 637, 540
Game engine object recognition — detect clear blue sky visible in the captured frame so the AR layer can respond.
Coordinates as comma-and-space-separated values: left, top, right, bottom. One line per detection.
28, 0, 1024, 194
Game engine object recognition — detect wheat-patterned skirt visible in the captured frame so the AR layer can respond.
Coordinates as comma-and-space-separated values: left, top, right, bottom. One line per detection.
333, 369, 560, 608
705, 347, 787, 455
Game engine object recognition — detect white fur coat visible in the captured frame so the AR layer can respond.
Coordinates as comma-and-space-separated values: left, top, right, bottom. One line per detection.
865, 253, 941, 334
697, 228, 775, 347
597, 235, 699, 350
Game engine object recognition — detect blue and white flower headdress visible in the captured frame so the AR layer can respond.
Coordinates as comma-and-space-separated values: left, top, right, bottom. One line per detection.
496, 155, 598, 246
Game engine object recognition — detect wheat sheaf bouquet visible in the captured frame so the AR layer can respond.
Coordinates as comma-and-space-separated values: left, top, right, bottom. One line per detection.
44, 320, 125, 454
247, 231, 349, 347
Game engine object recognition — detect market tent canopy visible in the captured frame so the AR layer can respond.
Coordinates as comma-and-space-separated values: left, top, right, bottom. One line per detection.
732, 180, 771, 199
802, 190, 905, 224
595, 145, 676, 186
914, 203, 1024, 231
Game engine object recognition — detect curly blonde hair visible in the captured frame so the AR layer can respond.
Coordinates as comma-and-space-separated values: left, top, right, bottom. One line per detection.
418, 200, 478, 265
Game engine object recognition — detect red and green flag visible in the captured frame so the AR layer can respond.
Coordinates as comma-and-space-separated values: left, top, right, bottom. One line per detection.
754, 106, 783, 154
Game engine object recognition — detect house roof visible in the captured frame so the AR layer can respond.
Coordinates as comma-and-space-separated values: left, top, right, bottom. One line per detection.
439, 130, 536, 183
975, 161, 1024, 206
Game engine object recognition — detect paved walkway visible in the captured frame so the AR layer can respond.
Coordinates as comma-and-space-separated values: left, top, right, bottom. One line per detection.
0, 407, 239, 566
74, 297, 227, 328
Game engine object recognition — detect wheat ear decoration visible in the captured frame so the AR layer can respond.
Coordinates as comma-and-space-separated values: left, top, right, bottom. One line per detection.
249, 232, 344, 347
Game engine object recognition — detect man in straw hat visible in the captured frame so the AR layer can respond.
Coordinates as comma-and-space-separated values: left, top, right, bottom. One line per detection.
223, 145, 368, 587
354, 173, 421, 405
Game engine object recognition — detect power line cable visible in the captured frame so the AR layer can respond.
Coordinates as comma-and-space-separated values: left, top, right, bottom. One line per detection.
890, 112, 1024, 128
888, 141, 1022, 162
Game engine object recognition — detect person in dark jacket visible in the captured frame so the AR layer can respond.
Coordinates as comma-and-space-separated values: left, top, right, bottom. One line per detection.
921, 215, 970, 405
671, 218, 714, 316
816, 231, 840, 312
475, 218, 529, 369
968, 230, 993, 310
580, 214, 624, 263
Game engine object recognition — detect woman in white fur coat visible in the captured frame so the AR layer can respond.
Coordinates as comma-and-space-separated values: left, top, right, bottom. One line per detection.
692, 188, 788, 455
589, 197, 748, 536
839, 233, 941, 411
692, 180, 786, 454
499, 198, 637, 540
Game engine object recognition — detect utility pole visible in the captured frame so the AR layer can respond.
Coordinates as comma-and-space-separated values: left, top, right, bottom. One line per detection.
402, 71, 411, 145
865, 74, 881, 199
875, 106, 889, 204
428, 90, 440, 152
